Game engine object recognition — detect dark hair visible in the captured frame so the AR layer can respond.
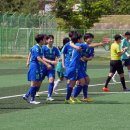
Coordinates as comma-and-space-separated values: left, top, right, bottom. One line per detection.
63, 37, 70, 46
35, 34, 46, 43
84, 33, 94, 40
71, 33, 82, 44
46, 35, 54, 40
114, 34, 122, 41
125, 31, 130, 36
68, 31, 78, 38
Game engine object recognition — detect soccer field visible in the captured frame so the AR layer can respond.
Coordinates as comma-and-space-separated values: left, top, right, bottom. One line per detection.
0, 58, 130, 130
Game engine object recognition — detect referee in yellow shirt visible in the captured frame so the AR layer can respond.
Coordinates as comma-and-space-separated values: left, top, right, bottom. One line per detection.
102, 34, 129, 92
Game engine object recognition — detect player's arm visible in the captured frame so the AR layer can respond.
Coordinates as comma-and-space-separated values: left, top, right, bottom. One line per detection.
37, 56, 52, 69
26, 52, 31, 68
89, 37, 111, 47
70, 41, 82, 51
121, 40, 130, 57
81, 56, 93, 61
42, 57, 57, 65
117, 47, 127, 56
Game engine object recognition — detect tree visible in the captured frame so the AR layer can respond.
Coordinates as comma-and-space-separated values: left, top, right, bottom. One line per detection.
0, 0, 40, 14
54, 0, 112, 29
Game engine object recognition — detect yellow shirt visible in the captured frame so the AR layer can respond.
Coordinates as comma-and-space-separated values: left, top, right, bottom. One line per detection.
111, 42, 121, 60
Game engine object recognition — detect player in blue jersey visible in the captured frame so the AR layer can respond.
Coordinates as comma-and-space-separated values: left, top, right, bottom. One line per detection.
53, 37, 70, 94
23, 34, 52, 104
26, 34, 48, 97
65, 33, 110, 104
73, 33, 95, 103
41, 35, 60, 101
65, 33, 90, 104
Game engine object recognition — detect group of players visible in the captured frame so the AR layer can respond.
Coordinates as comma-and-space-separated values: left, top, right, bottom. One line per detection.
23, 30, 130, 104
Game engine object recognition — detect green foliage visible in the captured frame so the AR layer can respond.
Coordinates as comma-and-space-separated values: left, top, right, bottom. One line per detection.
0, 0, 39, 14
55, 0, 111, 29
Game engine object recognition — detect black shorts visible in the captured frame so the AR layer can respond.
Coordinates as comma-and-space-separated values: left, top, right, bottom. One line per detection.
122, 58, 130, 67
110, 60, 124, 74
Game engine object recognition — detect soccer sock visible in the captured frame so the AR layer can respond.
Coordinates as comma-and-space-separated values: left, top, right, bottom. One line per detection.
128, 70, 130, 79
66, 86, 73, 100
30, 87, 37, 101
104, 76, 112, 88
48, 83, 54, 97
25, 87, 33, 97
53, 79, 61, 90
83, 85, 88, 98
66, 83, 70, 89
36, 87, 40, 92
73, 85, 83, 98
120, 77, 127, 89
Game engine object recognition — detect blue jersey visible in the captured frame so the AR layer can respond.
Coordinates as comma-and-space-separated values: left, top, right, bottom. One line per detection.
80, 45, 94, 71
62, 42, 73, 67
28, 43, 43, 81
68, 43, 89, 71
42, 45, 60, 68
30, 44, 43, 65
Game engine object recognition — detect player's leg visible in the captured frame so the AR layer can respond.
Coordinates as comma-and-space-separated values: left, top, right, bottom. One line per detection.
102, 60, 115, 92
47, 70, 55, 101
81, 76, 93, 102
73, 78, 86, 103
53, 71, 64, 94
65, 80, 76, 104
23, 64, 41, 104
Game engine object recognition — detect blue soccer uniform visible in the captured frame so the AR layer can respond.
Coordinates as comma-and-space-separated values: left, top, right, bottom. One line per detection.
28, 44, 43, 81
66, 43, 89, 80
62, 42, 74, 77
42, 45, 60, 99
41, 45, 60, 79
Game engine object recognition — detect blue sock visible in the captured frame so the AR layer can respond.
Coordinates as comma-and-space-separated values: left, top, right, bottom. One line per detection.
73, 85, 83, 98
66, 83, 70, 89
48, 83, 54, 97
36, 87, 40, 92
25, 87, 33, 97
66, 86, 73, 100
83, 85, 88, 98
30, 87, 37, 101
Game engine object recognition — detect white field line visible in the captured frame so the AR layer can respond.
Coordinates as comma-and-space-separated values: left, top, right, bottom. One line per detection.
0, 81, 130, 100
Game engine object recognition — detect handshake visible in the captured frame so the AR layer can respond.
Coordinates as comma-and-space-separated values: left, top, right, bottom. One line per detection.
122, 47, 130, 58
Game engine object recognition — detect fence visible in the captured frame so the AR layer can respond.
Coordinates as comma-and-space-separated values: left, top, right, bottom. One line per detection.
0, 12, 57, 28
0, 27, 130, 56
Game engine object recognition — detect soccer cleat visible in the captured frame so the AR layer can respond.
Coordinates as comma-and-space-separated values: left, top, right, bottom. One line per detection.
81, 98, 93, 102
22, 95, 29, 103
112, 77, 117, 83
102, 87, 110, 92
46, 97, 54, 101
65, 99, 75, 104
73, 98, 82, 104
29, 101, 40, 104
36, 93, 40, 97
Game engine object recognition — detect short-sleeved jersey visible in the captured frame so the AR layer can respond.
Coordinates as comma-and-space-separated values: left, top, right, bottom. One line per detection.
62, 42, 73, 67
121, 38, 130, 60
42, 45, 60, 68
111, 42, 121, 60
68, 43, 89, 71
30, 44, 43, 65
80, 45, 94, 71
